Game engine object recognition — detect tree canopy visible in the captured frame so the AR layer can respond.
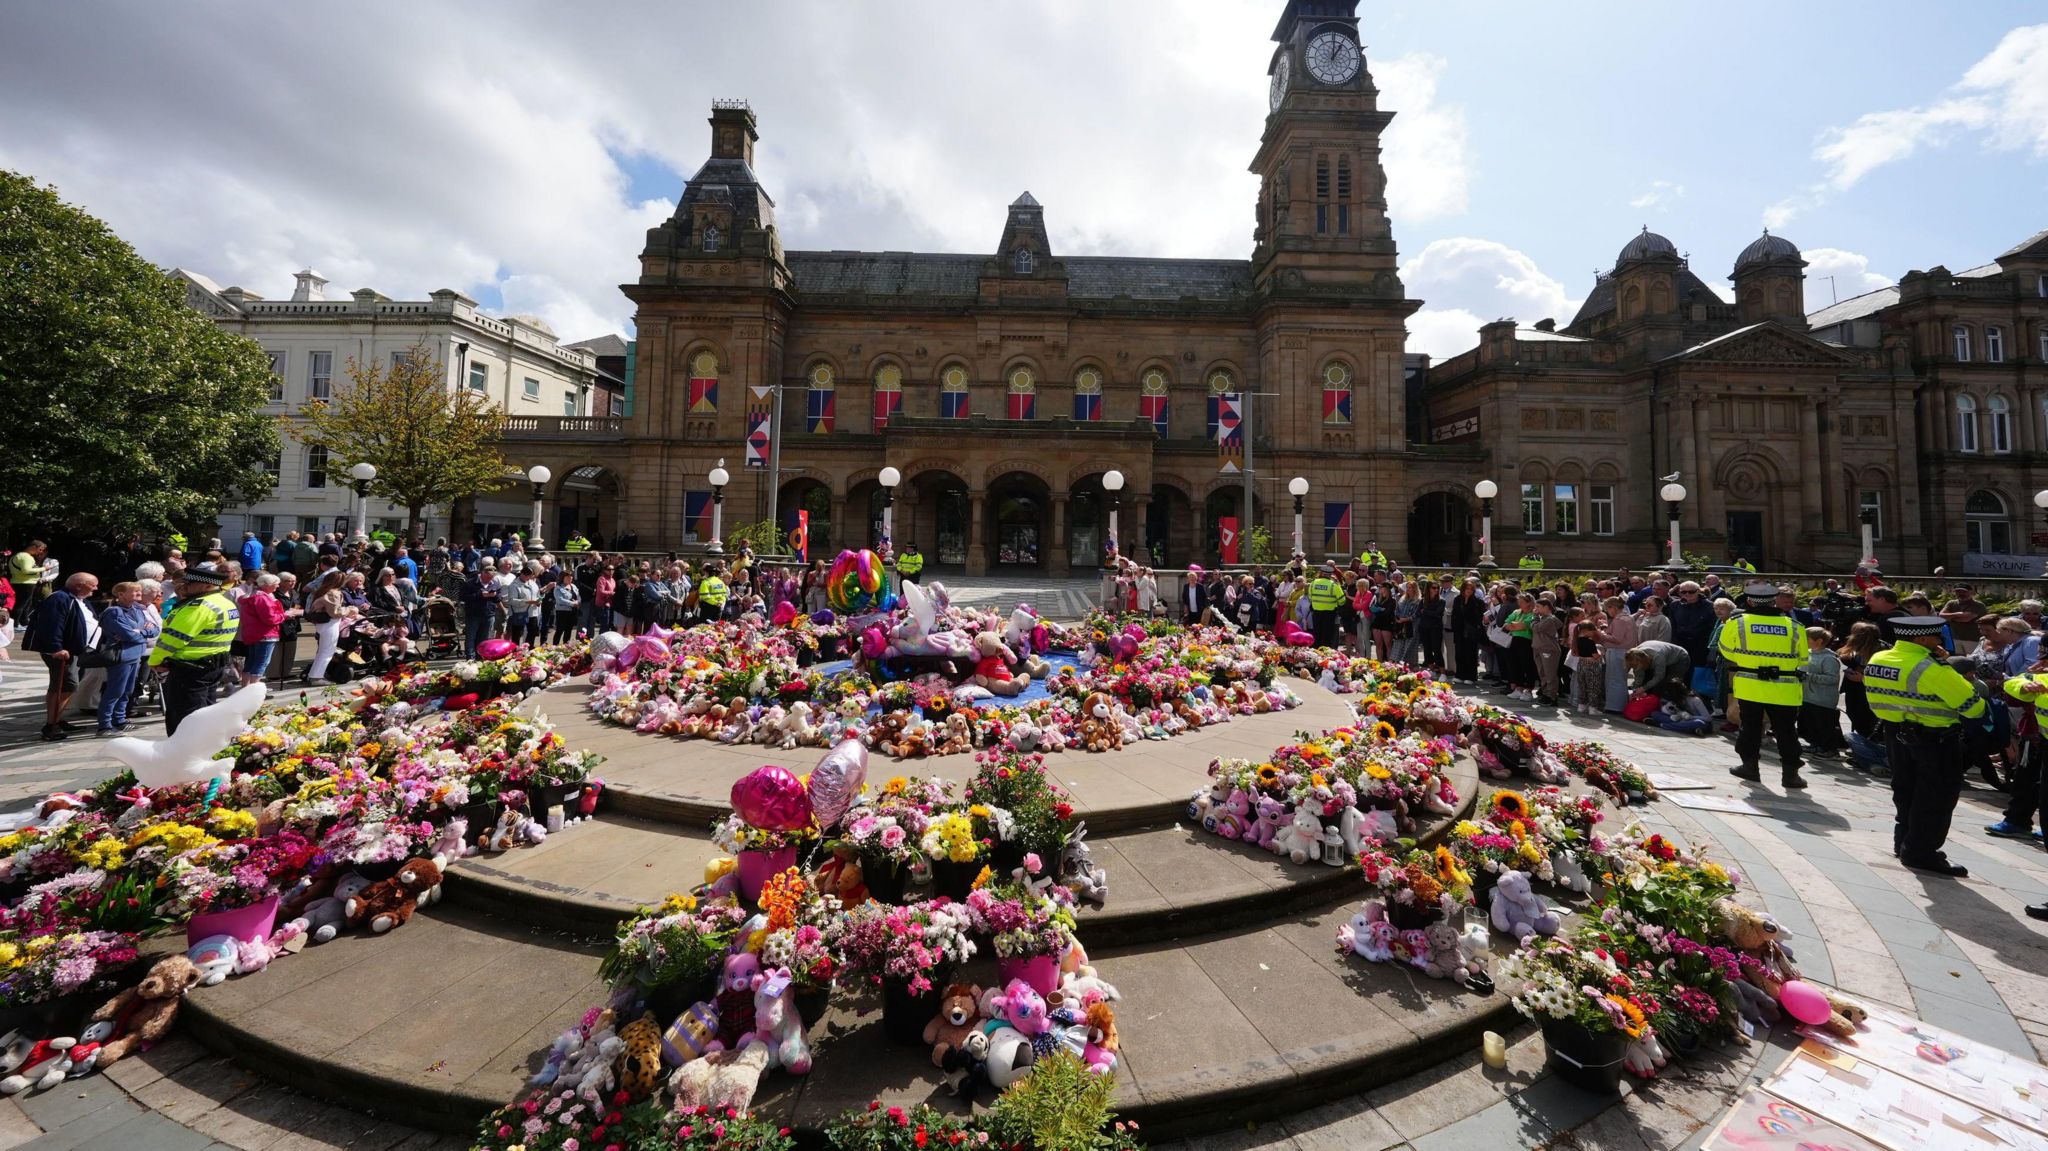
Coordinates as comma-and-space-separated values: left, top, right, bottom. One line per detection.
0, 170, 279, 542
294, 342, 511, 540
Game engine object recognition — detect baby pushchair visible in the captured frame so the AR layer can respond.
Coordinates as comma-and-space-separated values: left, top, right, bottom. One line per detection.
420, 595, 462, 659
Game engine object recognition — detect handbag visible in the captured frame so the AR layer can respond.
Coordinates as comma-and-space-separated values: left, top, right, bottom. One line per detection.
1485, 625, 1512, 648
1689, 667, 1719, 697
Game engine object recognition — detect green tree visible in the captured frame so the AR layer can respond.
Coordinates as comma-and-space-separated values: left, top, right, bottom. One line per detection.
0, 170, 279, 541
294, 342, 510, 541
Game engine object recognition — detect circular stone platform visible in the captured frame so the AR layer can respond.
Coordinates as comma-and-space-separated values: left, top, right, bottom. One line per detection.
180, 676, 1511, 1141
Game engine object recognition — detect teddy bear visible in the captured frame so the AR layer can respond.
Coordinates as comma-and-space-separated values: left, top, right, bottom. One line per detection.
1272, 804, 1324, 865
712, 952, 761, 1049
1079, 692, 1121, 753
0, 1038, 77, 1095
869, 710, 909, 754
670, 1043, 770, 1113
750, 704, 788, 747
1204, 789, 1252, 839
185, 935, 239, 986
937, 712, 975, 757
888, 719, 934, 759
613, 1011, 665, 1101
1249, 797, 1289, 852
972, 631, 1030, 696
923, 983, 984, 1068
344, 857, 444, 933
772, 701, 817, 749
1081, 1001, 1119, 1076
979, 979, 1053, 1089
1417, 921, 1481, 986
1056, 939, 1120, 1005
1487, 871, 1560, 941
742, 966, 811, 1075
1339, 804, 1398, 856
1622, 1032, 1670, 1078
232, 919, 308, 975
940, 1027, 995, 1101
1336, 903, 1395, 962
813, 849, 867, 905
300, 871, 370, 944
1006, 720, 1046, 753
80, 955, 204, 1068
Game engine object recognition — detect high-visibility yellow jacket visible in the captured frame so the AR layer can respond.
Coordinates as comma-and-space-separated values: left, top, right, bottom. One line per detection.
2003, 673, 2048, 725
149, 590, 238, 667
897, 552, 924, 575
1865, 643, 1986, 728
1716, 609, 1806, 706
1308, 577, 1344, 611
1518, 554, 1545, 570
697, 576, 729, 608
563, 537, 591, 553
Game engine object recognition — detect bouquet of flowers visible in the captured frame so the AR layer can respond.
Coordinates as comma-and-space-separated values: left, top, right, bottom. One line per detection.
1499, 935, 1654, 1043
1556, 740, 1657, 804
963, 885, 1076, 960
832, 899, 977, 994
0, 924, 142, 1007
918, 812, 986, 866
963, 750, 1076, 858
711, 814, 817, 855
599, 893, 751, 992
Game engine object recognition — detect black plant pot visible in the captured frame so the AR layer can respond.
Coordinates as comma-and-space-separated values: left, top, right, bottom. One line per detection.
863, 859, 911, 906
929, 859, 980, 902
990, 841, 1026, 880
644, 973, 718, 1024
794, 983, 832, 1031
457, 800, 498, 845
1540, 1019, 1628, 1094
1385, 900, 1443, 932
881, 973, 949, 1046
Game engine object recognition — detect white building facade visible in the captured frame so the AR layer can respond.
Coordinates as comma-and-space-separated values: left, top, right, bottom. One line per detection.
178, 268, 602, 543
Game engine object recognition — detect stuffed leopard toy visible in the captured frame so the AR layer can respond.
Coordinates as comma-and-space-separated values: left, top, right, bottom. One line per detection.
613, 1011, 665, 1101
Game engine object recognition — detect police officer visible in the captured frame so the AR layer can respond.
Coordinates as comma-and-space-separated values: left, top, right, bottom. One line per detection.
563, 531, 591, 554
1357, 540, 1389, 572
148, 562, 239, 735
896, 544, 924, 585
1867, 616, 1987, 876
1518, 545, 1545, 573
1307, 562, 1344, 648
696, 563, 729, 624
1718, 581, 1808, 788
1732, 556, 1758, 574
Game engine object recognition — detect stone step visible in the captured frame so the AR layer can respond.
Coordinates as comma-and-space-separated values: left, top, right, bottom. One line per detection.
525, 675, 1364, 836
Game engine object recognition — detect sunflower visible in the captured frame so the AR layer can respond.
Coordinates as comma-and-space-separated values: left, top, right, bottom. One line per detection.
1255, 764, 1281, 787
1370, 722, 1397, 742
1364, 763, 1392, 781
1611, 996, 1649, 1040
883, 776, 910, 796
1492, 790, 1528, 821
1433, 846, 1471, 888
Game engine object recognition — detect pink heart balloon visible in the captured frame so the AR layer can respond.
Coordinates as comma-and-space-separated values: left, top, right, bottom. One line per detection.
443, 692, 481, 712
806, 740, 869, 830
476, 638, 517, 661
731, 765, 814, 832
772, 600, 798, 627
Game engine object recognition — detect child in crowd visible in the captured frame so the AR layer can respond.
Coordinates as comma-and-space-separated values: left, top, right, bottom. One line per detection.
1798, 626, 1847, 754
1530, 598, 1564, 706
1568, 619, 1604, 715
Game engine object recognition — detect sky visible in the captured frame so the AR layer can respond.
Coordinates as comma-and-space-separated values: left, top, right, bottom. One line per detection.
2, 1, 2043, 360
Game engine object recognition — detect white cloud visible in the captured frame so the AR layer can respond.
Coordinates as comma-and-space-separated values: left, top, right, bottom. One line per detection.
1815, 99, 1992, 191
1798, 247, 1895, 311
1400, 237, 1581, 327
1629, 180, 1685, 211
1762, 197, 1806, 230
1375, 53, 1471, 225
1405, 307, 1488, 361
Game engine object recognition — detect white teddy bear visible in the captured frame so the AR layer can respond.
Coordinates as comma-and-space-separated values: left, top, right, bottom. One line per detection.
1487, 870, 1561, 941
1272, 806, 1324, 865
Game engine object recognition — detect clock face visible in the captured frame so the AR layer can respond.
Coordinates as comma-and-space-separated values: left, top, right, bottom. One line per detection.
1305, 31, 1360, 84
1268, 53, 1290, 111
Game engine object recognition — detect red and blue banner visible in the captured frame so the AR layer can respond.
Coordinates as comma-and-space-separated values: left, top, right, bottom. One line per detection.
685, 491, 714, 541
941, 390, 970, 419
1324, 502, 1352, 555
688, 374, 718, 415
1140, 393, 1168, 438
745, 385, 772, 468
789, 509, 809, 563
1323, 384, 1351, 424
1216, 393, 1243, 474
872, 388, 900, 431
1205, 394, 1220, 441
807, 386, 835, 434
1007, 391, 1035, 421
1073, 392, 1102, 421
1219, 516, 1240, 565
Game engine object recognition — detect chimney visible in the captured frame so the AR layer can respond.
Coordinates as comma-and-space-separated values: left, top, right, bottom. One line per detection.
291, 268, 328, 302
1534, 318, 1555, 332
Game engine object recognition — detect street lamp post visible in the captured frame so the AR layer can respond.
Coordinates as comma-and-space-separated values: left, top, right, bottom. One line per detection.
2034, 490, 2048, 576
349, 462, 377, 543
526, 465, 552, 549
707, 460, 729, 554
1474, 479, 1498, 569
1660, 481, 1687, 570
1288, 476, 1309, 558
1104, 469, 1125, 560
878, 466, 901, 552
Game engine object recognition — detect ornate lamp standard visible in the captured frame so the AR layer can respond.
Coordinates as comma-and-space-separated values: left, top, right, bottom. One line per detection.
1661, 481, 1687, 570
1104, 469, 1125, 558
349, 462, 377, 542
878, 466, 902, 550
706, 460, 729, 555
1474, 479, 1498, 569
1288, 476, 1309, 558
525, 465, 551, 549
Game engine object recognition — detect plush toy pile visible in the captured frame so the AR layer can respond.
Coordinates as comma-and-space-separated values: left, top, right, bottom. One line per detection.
589, 607, 1305, 761
0, 642, 593, 1095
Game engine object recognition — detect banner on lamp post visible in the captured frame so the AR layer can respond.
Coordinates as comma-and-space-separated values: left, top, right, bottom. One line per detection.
1219, 516, 1240, 564
1216, 393, 1244, 474
789, 509, 809, 563
744, 385, 772, 468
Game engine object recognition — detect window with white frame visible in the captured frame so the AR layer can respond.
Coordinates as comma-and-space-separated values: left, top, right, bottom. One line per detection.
1990, 394, 2013, 453
1965, 489, 2011, 554
306, 446, 329, 489
2039, 273, 2047, 298
522, 376, 540, 400
259, 451, 280, 483
1589, 484, 1616, 535
1957, 393, 1980, 452
1988, 326, 2006, 363
308, 351, 333, 399
1857, 490, 1883, 540
562, 392, 577, 416
1553, 483, 1580, 535
468, 362, 488, 393
1013, 248, 1033, 274
701, 225, 720, 252
390, 350, 413, 372
265, 351, 285, 402
1520, 483, 1544, 534
1953, 325, 1971, 361
251, 515, 275, 541
299, 516, 321, 536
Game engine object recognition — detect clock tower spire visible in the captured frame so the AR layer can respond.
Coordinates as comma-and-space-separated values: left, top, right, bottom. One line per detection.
1251, 0, 1402, 298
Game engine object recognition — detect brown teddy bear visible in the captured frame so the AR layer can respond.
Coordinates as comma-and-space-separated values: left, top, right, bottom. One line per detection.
923, 983, 983, 1067
1080, 692, 1120, 753
344, 857, 444, 934
85, 955, 204, 1066
937, 712, 975, 757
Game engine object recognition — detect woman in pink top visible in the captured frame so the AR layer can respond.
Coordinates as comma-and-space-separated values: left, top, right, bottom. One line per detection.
238, 571, 297, 685
594, 564, 617, 631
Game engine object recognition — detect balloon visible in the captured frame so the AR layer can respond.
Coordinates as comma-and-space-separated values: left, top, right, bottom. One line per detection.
1112, 635, 1139, 661
806, 740, 869, 830
731, 765, 813, 831
1777, 980, 1832, 1026
443, 692, 481, 712
616, 635, 669, 672
110, 683, 266, 790
772, 600, 798, 627
861, 626, 889, 659
810, 609, 836, 626
476, 637, 517, 661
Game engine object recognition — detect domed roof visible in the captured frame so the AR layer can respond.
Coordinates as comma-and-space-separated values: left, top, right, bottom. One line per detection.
1615, 227, 1678, 265
1733, 229, 1801, 272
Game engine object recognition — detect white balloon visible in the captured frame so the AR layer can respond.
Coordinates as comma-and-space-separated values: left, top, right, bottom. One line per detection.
109, 683, 267, 789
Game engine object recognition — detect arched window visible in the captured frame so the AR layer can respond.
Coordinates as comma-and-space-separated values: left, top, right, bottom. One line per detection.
1957, 393, 1979, 453
701, 224, 721, 253
940, 365, 971, 419
1321, 361, 1353, 425
871, 364, 902, 430
1314, 154, 1330, 233
1335, 156, 1351, 234
687, 351, 719, 414
305, 445, 329, 489
1990, 394, 2013, 453
805, 363, 835, 434
1139, 368, 1169, 438
1006, 367, 1037, 420
1966, 490, 2011, 554
1953, 325, 1972, 362
1205, 368, 1237, 440
1013, 248, 1033, 274
1987, 326, 2005, 363
1072, 367, 1103, 422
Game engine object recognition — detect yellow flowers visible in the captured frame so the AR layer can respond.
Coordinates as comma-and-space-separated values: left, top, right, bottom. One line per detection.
1370, 722, 1397, 742
1492, 790, 1528, 821
657, 892, 699, 915
356, 741, 383, 759
206, 808, 258, 837
0, 943, 16, 967
1702, 862, 1730, 885
968, 805, 992, 820
77, 839, 127, 871
972, 865, 995, 890
883, 776, 910, 796
1452, 821, 1482, 839
130, 823, 214, 854
1364, 763, 1392, 781
1434, 845, 1471, 888
921, 813, 980, 864
0, 832, 32, 855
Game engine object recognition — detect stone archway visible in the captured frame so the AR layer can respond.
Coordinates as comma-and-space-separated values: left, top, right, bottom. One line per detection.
904, 466, 971, 569
987, 471, 1051, 570
1407, 489, 1473, 569
778, 478, 833, 561
545, 464, 623, 548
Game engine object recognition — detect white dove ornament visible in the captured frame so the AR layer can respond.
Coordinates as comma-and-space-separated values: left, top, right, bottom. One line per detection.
108, 683, 268, 789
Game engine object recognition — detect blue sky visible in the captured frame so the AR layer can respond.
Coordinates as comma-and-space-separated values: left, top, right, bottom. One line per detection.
0, 1, 2041, 356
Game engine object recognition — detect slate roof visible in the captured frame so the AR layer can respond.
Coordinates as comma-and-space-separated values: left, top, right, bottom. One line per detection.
1805, 286, 1898, 329
565, 334, 629, 358
1999, 228, 2048, 260
1566, 265, 1725, 329
783, 251, 1253, 302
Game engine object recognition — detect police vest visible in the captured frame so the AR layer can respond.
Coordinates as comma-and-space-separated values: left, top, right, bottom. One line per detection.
1734, 560, 1758, 573
149, 591, 237, 667
1308, 578, 1344, 611
2004, 673, 2048, 727
1864, 644, 1986, 729
1716, 611, 1805, 706
698, 576, 729, 607
1518, 555, 1545, 570
563, 537, 591, 553
897, 552, 924, 575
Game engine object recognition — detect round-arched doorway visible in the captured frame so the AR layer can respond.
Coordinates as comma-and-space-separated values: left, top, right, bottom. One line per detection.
989, 472, 1049, 568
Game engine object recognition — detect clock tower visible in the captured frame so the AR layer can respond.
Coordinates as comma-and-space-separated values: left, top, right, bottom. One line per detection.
1250, 0, 1402, 298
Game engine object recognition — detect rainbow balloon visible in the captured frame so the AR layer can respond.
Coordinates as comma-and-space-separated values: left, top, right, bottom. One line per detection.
827, 548, 885, 613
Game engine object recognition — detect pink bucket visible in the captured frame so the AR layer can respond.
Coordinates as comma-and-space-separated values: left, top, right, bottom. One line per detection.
186, 894, 281, 947
996, 954, 1060, 997
737, 846, 797, 904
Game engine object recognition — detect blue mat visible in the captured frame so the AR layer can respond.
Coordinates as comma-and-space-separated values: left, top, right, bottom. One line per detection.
813, 654, 1083, 710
